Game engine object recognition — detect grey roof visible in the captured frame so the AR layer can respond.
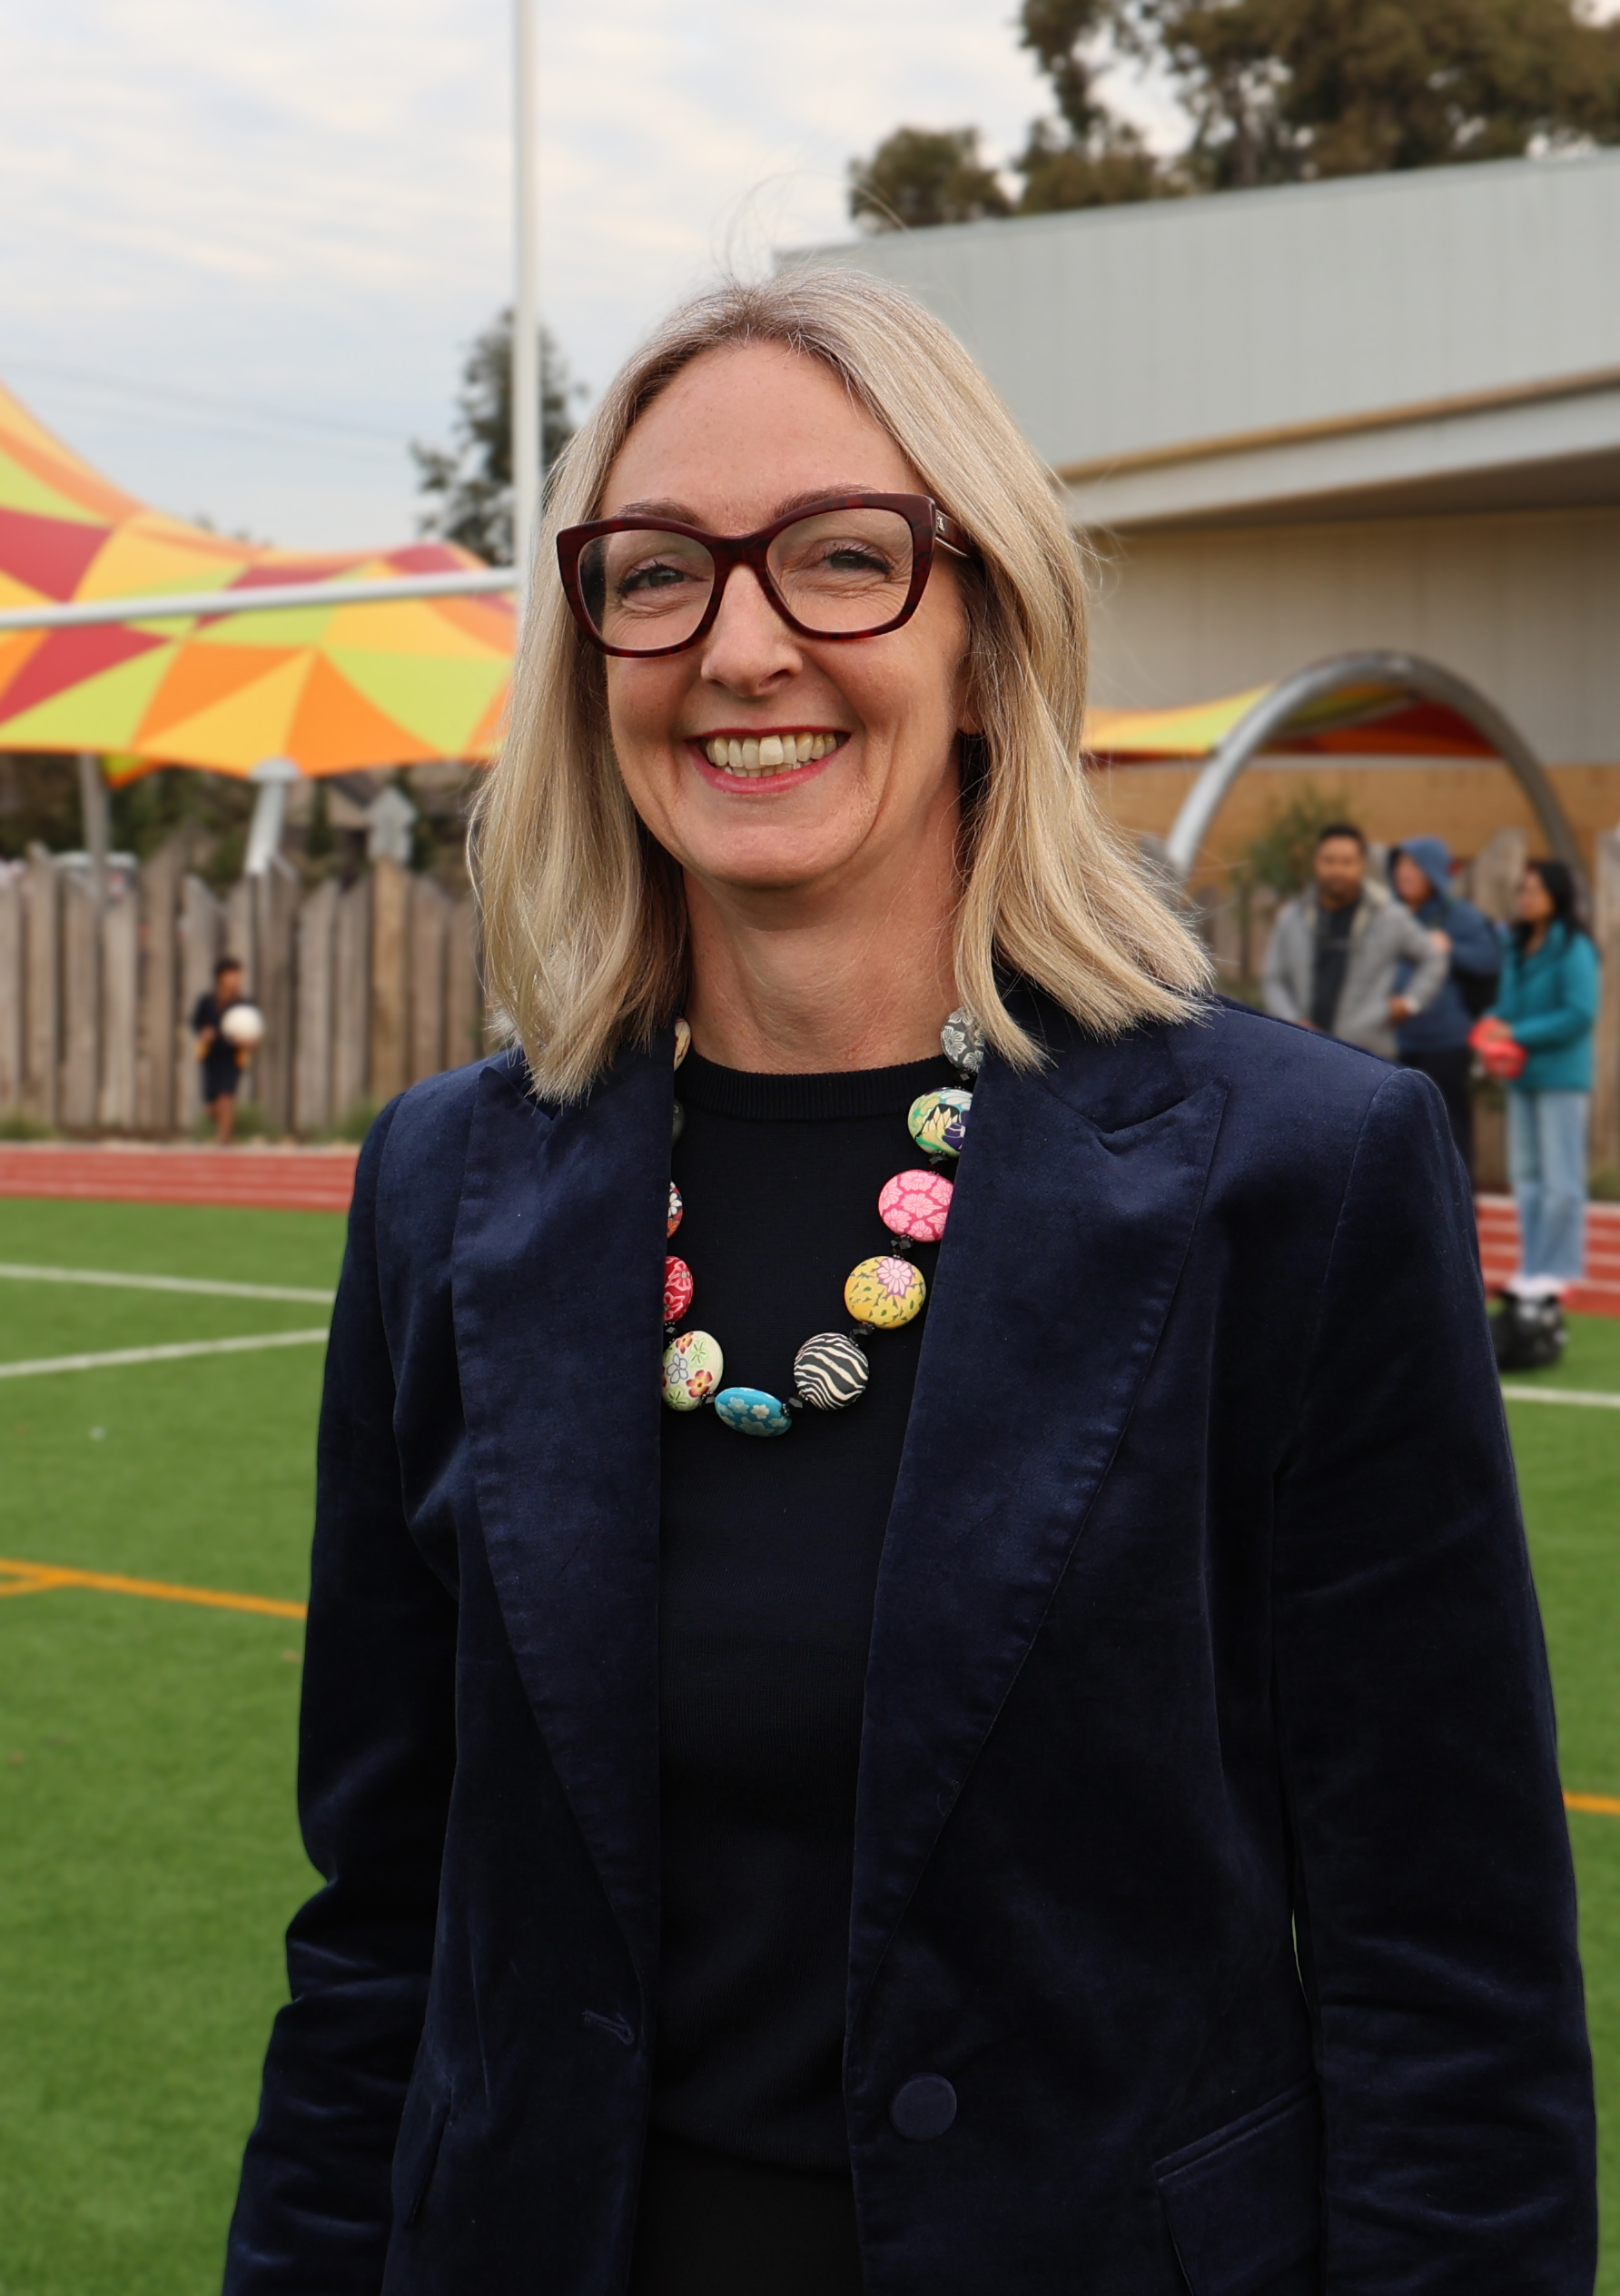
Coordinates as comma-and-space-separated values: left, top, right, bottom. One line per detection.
788, 152, 1620, 528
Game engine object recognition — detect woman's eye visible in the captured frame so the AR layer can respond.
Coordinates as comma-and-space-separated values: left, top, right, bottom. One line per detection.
619, 560, 692, 597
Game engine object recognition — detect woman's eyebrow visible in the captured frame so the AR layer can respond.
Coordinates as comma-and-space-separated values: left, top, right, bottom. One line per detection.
608, 487, 882, 528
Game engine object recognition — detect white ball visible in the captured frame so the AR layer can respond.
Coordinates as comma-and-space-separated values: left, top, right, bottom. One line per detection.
221, 1002, 265, 1046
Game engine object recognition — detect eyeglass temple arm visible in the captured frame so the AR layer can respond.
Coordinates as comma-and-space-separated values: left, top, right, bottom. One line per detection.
933, 510, 972, 559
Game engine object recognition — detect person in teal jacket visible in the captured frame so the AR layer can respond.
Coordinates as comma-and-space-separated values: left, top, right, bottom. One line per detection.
1489, 858, 1601, 1310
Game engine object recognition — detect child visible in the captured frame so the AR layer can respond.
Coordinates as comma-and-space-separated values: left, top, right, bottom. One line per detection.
192, 956, 248, 1145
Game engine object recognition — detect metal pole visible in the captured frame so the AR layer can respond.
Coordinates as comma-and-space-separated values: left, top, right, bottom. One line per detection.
0, 567, 516, 634
512, 0, 540, 608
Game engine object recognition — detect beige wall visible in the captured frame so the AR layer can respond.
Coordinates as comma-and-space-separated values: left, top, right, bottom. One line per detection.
1092, 759, 1620, 885
1085, 504, 1620, 770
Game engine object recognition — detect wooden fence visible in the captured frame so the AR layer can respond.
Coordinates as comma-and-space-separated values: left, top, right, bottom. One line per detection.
0, 841, 482, 1138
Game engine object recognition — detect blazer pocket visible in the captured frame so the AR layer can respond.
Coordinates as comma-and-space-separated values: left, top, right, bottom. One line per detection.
392, 2074, 453, 2230
1153, 2079, 1321, 2296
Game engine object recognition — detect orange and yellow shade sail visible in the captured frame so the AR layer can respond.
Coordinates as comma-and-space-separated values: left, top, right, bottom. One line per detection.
0, 380, 513, 782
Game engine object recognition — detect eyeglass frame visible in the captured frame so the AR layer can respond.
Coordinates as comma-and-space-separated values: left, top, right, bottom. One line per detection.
555, 491, 973, 659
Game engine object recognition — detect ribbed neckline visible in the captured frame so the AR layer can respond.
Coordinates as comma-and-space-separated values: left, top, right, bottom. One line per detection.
677, 1050, 956, 1123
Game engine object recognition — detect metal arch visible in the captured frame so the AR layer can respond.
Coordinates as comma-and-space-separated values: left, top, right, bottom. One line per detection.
1163, 649, 1585, 887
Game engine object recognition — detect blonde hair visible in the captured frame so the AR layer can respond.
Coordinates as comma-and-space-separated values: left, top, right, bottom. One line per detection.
476, 266, 1210, 1099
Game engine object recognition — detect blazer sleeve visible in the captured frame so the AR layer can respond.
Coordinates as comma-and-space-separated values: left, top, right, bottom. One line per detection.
224, 1101, 459, 2295
1505, 937, 1601, 1053
1271, 1068, 1595, 2292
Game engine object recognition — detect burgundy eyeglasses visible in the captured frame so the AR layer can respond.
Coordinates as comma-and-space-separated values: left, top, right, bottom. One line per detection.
556, 492, 972, 658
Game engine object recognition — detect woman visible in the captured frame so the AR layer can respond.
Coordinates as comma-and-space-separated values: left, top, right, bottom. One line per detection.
224, 272, 1593, 2296
1492, 858, 1601, 1331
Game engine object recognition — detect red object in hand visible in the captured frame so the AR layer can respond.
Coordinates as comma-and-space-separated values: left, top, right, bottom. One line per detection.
1469, 1016, 1526, 1081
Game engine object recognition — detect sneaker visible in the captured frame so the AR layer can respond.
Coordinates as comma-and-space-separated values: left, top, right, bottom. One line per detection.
1491, 1294, 1567, 1372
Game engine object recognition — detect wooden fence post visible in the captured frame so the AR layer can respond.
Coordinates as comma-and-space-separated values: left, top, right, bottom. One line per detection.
294, 877, 339, 1136
99, 880, 139, 1132
134, 840, 183, 1133
58, 867, 100, 1131
331, 875, 372, 1124
253, 856, 300, 1135
0, 869, 23, 1115
1592, 829, 1620, 1181
370, 856, 409, 1104
446, 894, 481, 1069
24, 844, 59, 1126
407, 876, 449, 1086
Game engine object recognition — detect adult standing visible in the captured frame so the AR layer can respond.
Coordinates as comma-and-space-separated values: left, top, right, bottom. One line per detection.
1389, 836, 1502, 1176
1490, 859, 1601, 1337
224, 272, 1593, 2296
1262, 822, 1447, 1058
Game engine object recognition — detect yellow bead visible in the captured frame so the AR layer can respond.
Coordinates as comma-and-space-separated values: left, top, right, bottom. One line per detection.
845, 1254, 926, 1330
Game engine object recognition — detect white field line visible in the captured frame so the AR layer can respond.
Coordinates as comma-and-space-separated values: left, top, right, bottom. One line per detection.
1500, 1385, 1620, 1410
0, 1331, 330, 1381
0, 1262, 333, 1304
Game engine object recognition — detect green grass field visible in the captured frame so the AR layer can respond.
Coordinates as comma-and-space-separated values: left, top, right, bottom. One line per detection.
0, 1196, 1616, 2291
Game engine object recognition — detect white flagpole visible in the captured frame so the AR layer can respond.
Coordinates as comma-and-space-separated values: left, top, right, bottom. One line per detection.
512, 0, 540, 610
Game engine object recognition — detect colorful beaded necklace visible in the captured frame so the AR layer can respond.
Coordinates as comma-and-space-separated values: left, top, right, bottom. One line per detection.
659, 1008, 983, 1438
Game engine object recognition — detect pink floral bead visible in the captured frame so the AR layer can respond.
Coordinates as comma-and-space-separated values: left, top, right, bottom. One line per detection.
664, 1254, 694, 1325
878, 1167, 953, 1244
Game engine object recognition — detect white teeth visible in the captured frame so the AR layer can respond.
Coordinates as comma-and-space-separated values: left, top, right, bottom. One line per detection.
701, 732, 843, 776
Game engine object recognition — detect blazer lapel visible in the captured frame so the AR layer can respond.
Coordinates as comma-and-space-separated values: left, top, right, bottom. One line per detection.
453, 1044, 672, 1994
850, 1040, 1228, 2014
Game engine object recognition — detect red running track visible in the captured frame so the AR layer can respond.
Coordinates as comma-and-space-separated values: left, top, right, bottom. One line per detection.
1477, 1194, 1620, 1319
0, 1143, 360, 1215
0, 1151, 1615, 1317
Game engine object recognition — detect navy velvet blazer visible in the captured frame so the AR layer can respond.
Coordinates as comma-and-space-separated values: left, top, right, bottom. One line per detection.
223, 997, 1595, 2296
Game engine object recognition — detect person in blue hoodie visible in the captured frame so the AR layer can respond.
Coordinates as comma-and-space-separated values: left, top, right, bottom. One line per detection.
1390, 836, 1502, 1178
1490, 857, 1602, 1320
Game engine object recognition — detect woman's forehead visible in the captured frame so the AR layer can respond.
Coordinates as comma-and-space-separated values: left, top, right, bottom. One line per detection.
600, 343, 917, 524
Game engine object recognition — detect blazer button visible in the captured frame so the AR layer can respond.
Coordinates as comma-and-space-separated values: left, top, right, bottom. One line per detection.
890, 2075, 957, 2141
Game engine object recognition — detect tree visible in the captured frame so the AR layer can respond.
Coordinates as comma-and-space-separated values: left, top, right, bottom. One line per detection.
848, 127, 1013, 232
848, 0, 1620, 224
412, 311, 581, 565
1130, 0, 1620, 188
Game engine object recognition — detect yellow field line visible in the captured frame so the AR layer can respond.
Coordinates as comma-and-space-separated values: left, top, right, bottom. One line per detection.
0, 1557, 305, 1620
0, 1562, 1614, 1815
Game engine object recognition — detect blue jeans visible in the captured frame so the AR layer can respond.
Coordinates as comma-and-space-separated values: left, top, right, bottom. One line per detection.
1506, 1089, 1588, 1284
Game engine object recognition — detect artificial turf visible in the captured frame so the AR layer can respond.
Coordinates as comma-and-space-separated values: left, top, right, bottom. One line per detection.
0, 1196, 1615, 2291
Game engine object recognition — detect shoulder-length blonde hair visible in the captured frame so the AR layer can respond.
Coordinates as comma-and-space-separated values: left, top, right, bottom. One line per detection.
476, 266, 1209, 1100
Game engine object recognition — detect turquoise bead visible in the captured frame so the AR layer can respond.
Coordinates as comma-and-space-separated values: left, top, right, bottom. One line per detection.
714, 1386, 794, 1438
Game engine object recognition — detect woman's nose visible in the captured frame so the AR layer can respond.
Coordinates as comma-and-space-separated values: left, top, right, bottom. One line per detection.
698, 564, 802, 692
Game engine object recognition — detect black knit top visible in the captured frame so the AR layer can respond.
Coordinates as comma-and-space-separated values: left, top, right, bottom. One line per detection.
651, 1048, 957, 2172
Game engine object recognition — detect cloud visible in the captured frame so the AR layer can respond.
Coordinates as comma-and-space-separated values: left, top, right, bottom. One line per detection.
0, 0, 1161, 546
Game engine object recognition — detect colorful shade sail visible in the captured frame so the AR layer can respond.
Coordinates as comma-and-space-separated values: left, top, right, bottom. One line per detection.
1085, 678, 1503, 764
0, 379, 514, 779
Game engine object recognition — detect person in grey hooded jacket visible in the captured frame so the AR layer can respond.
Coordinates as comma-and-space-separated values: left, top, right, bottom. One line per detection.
1263, 822, 1447, 1061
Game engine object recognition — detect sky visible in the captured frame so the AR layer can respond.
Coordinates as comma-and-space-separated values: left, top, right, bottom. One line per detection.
0, 0, 1182, 554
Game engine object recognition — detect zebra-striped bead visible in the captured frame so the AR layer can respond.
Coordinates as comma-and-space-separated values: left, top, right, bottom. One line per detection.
793, 1331, 869, 1411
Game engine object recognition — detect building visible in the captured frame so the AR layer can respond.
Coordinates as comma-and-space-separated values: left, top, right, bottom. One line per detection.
802, 151, 1620, 881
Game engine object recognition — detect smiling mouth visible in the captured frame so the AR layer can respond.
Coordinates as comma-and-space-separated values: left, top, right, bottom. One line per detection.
698, 731, 845, 778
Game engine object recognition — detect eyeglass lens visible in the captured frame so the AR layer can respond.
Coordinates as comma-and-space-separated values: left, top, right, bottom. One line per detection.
578, 506, 917, 651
